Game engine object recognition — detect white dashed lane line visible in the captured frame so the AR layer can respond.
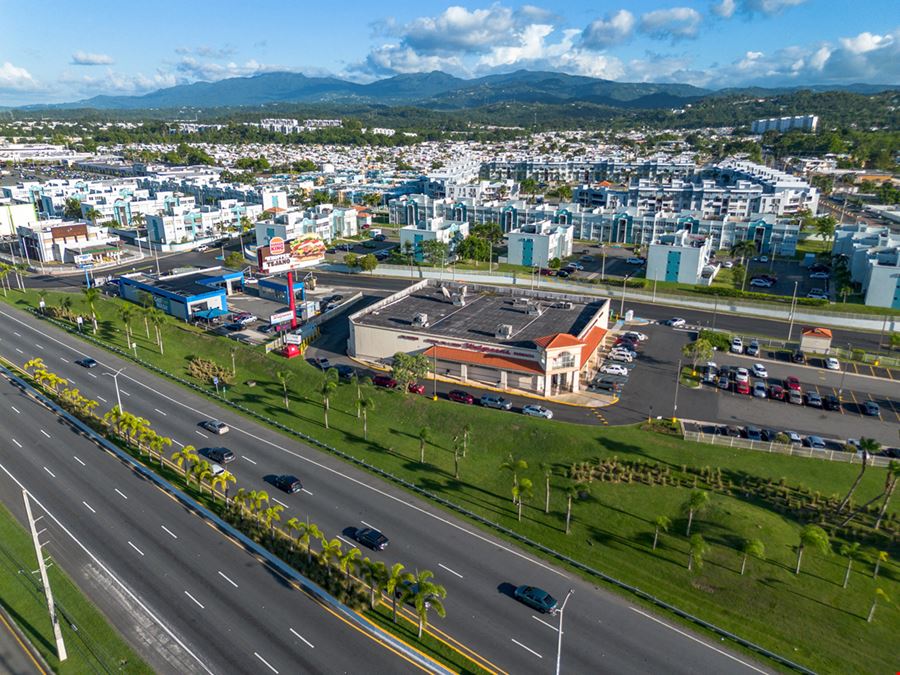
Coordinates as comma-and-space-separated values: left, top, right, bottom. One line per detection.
289, 628, 314, 649
438, 563, 463, 579
184, 591, 204, 609
273, 498, 288, 508
217, 571, 238, 588
161, 525, 178, 539
242, 455, 257, 465
12, 439, 22, 448
128, 541, 145, 556
40, 430, 51, 438
73, 456, 85, 466
10, 406, 19, 414
511, 638, 542, 658
254, 652, 279, 674
154, 408, 167, 416
115, 488, 128, 500
82, 501, 96, 513
43, 466, 56, 478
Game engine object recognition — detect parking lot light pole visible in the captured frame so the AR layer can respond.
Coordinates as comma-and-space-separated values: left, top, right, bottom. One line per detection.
786, 281, 799, 342
673, 358, 682, 422
555, 589, 574, 675
619, 275, 630, 318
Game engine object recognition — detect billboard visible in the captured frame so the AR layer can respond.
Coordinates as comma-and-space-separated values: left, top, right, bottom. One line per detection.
257, 235, 326, 274
269, 310, 294, 324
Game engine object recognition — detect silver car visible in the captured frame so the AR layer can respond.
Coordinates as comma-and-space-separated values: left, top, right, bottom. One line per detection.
522, 404, 553, 419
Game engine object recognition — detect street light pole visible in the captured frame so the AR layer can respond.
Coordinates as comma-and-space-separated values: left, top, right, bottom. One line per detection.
673, 358, 682, 422
555, 589, 574, 675
106, 367, 125, 412
786, 281, 799, 342
619, 274, 630, 318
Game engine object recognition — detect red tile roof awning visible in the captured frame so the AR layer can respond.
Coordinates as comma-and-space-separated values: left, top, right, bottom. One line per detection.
533, 333, 583, 349
579, 326, 608, 368
802, 327, 832, 338
423, 346, 544, 375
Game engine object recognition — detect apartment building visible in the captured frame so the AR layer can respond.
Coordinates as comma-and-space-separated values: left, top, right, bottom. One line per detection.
645, 230, 713, 285
505, 220, 573, 268
751, 115, 818, 134
398, 217, 469, 261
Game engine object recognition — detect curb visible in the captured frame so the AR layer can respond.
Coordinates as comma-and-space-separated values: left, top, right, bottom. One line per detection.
0, 602, 52, 675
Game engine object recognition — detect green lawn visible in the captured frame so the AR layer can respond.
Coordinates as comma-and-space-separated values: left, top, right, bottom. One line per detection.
0, 501, 150, 674
6, 289, 899, 674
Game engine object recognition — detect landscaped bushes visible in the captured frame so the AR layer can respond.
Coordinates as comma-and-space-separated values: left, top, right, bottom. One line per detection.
698, 329, 732, 351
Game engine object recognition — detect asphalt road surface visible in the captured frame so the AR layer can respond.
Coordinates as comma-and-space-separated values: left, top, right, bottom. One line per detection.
0, 305, 769, 674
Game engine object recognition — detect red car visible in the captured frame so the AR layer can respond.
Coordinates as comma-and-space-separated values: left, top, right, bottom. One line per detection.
539, 268, 556, 276
448, 389, 474, 404
735, 380, 751, 395
785, 376, 801, 391
373, 375, 398, 389
768, 384, 785, 401
407, 382, 426, 395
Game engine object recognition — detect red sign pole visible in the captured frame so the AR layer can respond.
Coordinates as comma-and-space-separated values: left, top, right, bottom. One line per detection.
287, 270, 297, 329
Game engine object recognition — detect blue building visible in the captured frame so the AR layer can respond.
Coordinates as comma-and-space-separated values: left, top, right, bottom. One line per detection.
118, 267, 244, 321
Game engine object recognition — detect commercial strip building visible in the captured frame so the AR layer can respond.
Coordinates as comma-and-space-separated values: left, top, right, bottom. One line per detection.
349, 280, 610, 398
16, 220, 122, 265
118, 267, 244, 321
646, 230, 713, 285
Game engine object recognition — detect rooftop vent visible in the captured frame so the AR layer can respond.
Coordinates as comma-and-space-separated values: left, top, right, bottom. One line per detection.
526, 302, 543, 316
412, 313, 429, 328
495, 324, 513, 339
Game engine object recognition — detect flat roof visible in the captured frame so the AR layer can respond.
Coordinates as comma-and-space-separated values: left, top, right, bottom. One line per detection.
123, 271, 234, 298
356, 283, 604, 349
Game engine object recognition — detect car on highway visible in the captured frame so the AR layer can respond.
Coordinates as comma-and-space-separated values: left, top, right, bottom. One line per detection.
75, 357, 98, 368
372, 375, 398, 389
805, 435, 827, 449
448, 390, 474, 404
752, 382, 767, 398
664, 317, 686, 327
513, 585, 558, 614
202, 447, 235, 464
480, 394, 512, 410
824, 395, 842, 411
791, 350, 806, 364
195, 244, 209, 252
805, 391, 823, 408
734, 367, 750, 383
788, 389, 803, 405
768, 384, 785, 401
746, 340, 760, 357
825, 357, 840, 370
863, 401, 881, 416
200, 419, 230, 435
730, 337, 743, 354
555, 269, 570, 278
736, 380, 751, 395
717, 374, 730, 390
751, 363, 768, 378
600, 363, 629, 376
785, 376, 801, 391
355, 527, 389, 551
522, 404, 553, 419
407, 382, 426, 395
273, 474, 302, 493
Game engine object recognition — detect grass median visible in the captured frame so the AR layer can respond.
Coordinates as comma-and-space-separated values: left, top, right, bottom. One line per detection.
4, 288, 899, 674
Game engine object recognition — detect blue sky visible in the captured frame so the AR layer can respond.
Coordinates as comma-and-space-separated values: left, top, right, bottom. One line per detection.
1, 0, 898, 105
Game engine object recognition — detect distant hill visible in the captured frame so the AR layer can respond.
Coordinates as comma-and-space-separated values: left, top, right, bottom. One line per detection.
21, 69, 898, 112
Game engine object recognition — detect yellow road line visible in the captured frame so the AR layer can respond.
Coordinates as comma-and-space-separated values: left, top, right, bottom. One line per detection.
0, 609, 47, 675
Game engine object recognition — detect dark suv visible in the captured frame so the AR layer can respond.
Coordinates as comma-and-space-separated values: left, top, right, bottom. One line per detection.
273, 475, 302, 493
203, 447, 235, 464
356, 527, 389, 551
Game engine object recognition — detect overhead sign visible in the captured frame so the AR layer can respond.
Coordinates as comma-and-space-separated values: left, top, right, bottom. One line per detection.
74, 253, 93, 264
257, 235, 326, 274
269, 310, 294, 324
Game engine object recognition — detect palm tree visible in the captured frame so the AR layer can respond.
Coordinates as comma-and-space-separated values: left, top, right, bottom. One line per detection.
340, 547, 362, 590
285, 517, 302, 550
262, 504, 284, 539
564, 482, 587, 535
688, 534, 708, 572
795, 524, 830, 574
232, 488, 248, 519
411, 570, 446, 639
119, 305, 135, 345
653, 515, 671, 550
840, 542, 861, 589
320, 368, 338, 429
418, 426, 431, 464
730, 239, 758, 290
148, 309, 166, 354
193, 461, 213, 494
874, 460, 899, 530
540, 462, 553, 514
298, 520, 323, 565
873, 551, 889, 579
212, 471, 236, 504
684, 490, 710, 536
171, 445, 198, 477
149, 433, 171, 467
320, 538, 344, 577
276, 369, 292, 409
500, 454, 528, 504
452, 435, 462, 479
837, 440, 876, 514
386, 563, 413, 623
512, 477, 534, 522
740, 539, 765, 575
868, 588, 889, 623
249, 489, 270, 513
23, 357, 45, 374
81, 286, 101, 333
359, 396, 374, 440
360, 558, 388, 610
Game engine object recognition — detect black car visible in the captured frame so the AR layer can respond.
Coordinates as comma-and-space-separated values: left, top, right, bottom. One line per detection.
203, 447, 235, 464
335, 364, 355, 380
823, 395, 842, 412
745, 426, 763, 441
75, 357, 98, 368
863, 400, 881, 417
791, 350, 806, 364
356, 527, 389, 550
514, 585, 558, 613
273, 474, 302, 493
556, 269, 570, 278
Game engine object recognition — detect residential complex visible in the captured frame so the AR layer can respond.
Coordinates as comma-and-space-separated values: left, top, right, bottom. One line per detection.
750, 115, 818, 134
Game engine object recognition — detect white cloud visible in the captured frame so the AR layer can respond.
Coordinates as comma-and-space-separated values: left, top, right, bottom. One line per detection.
582, 10, 635, 49
71, 51, 114, 66
0, 62, 38, 90
711, 0, 736, 18
362, 45, 466, 76
174, 57, 277, 81
58, 69, 177, 96
639, 7, 702, 41
403, 6, 519, 54
839, 31, 894, 55
714, 0, 806, 19
174, 45, 237, 59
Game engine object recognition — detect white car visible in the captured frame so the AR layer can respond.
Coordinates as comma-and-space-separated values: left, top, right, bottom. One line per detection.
785, 431, 802, 444
600, 363, 629, 376
735, 367, 750, 383
665, 318, 686, 328
623, 331, 648, 342
809, 271, 830, 280
751, 363, 768, 378
610, 347, 636, 358
825, 357, 840, 370
195, 244, 210, 252
609, 351, 633, 363
730, 337, 744, 354
522, 404, 553, 419
806, 289, 829, 300
722, 261, 734, 268
749, 278, 774, 288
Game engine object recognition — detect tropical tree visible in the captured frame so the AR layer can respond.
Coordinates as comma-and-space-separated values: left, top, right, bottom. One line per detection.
452, 435, 462, 479
839, 542, 862, 589
512, 477, 534, 521
212, 471, 236, 503
874, 460, 899, 530
417, 426, 431, 464
386, 563, 413, 623
795, 524, 830, 574
540, 462, 553, 514
683, 490, 710, 536
171, 445, 198, 477
837, 440, 876, 514
148, 309, 166, 354
81, 286, 101, 333
868, 588, 889, 623
285, 517, 302, 551
262, 504, 284, 540
730, 239, 758, 290
359, 396, 374, 440
873, 550, 889, 579
461, 423, 472, 457
119, 304, 135, 345
740, 539, 765, 576
276, 369, 292, 409
192, 460, 213, 493
320, 368, 338, 429
23, 357, 45, 374
682, 338, 713, 370
391, 352, 430, 393
652, 515, 671, 550
500, 453, 529, 504
688, 534, 708, 572
563, 482, 586, 535
520, 178, 538, 198
410, 570, 447, 639
361, 558, 389, 609
298, 520, 324, 565
320, 538, 344, 577
136, 291, 153, 338
340, 547, 362, 590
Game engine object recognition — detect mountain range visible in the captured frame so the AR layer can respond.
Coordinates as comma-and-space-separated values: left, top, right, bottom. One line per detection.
23, 70, 899, 111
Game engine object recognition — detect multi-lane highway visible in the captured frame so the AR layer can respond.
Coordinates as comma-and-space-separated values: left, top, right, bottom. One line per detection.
0, 304, 768, 673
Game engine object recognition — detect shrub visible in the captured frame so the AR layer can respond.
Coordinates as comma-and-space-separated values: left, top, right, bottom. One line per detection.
698, 329, 732, 351
187, 357, 233, 385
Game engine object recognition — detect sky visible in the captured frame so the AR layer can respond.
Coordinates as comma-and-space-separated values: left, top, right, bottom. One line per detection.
1, 0, 898, 106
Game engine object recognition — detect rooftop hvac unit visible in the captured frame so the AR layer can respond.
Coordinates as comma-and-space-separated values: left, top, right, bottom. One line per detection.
452, 293, 466, 306
440, 285, 452, 301
526, 302, 543, 316
495, 324, 513, 339
412, 313, 429, 328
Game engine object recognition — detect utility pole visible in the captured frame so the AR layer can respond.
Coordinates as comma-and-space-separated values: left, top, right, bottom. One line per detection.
23, 490, 67, 662
619, 274, 630, 318
555, 589, 574, 675
673, 358, 682, 422
786, 281, 799, 342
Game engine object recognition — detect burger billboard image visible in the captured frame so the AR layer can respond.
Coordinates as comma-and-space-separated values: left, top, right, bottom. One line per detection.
257, 234, 326, 273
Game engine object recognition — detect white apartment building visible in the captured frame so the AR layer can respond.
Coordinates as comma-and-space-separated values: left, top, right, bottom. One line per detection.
646, 230, 713, 285
0, 201, 37, 237
17, 220, 121, 264
751, 115, 818, 134
254, 205, 357, 248
399, 217, 469, 260
505, 220, 573, 269
832, 224, 900, 308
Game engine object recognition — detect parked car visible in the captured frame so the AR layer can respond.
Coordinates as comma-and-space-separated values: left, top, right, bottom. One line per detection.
335, 364, 355, 381
791, 350, 806, 364
734, 367, 750, 383
591, 378, 623, 393
513, 585, 558, 614
580, 255, 594, 263
567, 262, 584, 271
236, 314, 258, 325
785, 376, 801, 391
539, 268, 556, 276
611, 346, 637, 358
752, 382, 767, 398
722, 260, 734, 268
480, 394, 512, 410
623, 331, 648, 342
745, 426, 763, 441
372, 374, 398, 389
664, 317, 686, 327
600, 363, 629, 376
407, 382, 426, 395
555, 269, 570, 278
785, 431, 802, 444
806, 289, 829, 300
717, 374, 731, 390
195, 244, 210, 252
355, 527, 389, 551
273, 474, 302, 493
703, 366, 719, 384
749, 278, 774, 288
805, 435, 827, 449
768, 384, 785, 401
746, 340, 760, 357
788, 389, 803, 405
825, 357, 840, 370
823, 395, 842, 411
751, 363, 768, 378
448, 390, 474, 404
316, 357, 332, 370
202, 447, 235, 464
730, 337, 744, 354
200, 419, 230, 435
761, 429, 779, 442
522, 404, 553, 419
863, 400, 881, 416
805, 391, 823, 408
75, 357, 98, 368
735, 380, 751, 395
809, 271, 830, 280
609, 351, 633, 363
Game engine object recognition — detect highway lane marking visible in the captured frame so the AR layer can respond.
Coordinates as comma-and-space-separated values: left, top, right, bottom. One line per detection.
13, 331, 20, 337
36, 344, 44, 350
629, 607, 766, 673
253, 652, 279, 674
531, 615, 557, 631
301, 488, 314, 496
40, 430, 50, 438
58, 357, 68, 363
154, 408, 167, 416
73, 456, 85, 466
438, 563, 463, 579
15, 347, 23, 354
12, 439, 22, 448
510, 638, 542, 658
128, 541, 145, 556
337, 535, 356, 547
4, 309, 565, 577
195, 430, 209, 439
161, 525, 178, 539
82, 501, 95, 513
97, 396, 107, 403
43, 466, 56, 478
172, 440, 184, 447
218, 570, 239, 588
115, 488, 128, 500
89, 372, 97, 378
242, 455, 257, 465
289, 627, 315, 648
10, 406, 19, 413
273, 498, 288, 508
184, 590, 205, 609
